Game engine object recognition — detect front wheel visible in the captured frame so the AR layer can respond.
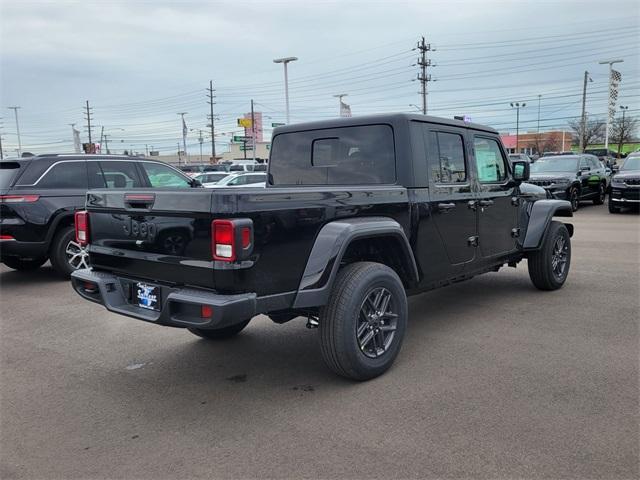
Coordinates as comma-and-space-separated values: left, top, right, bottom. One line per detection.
319, 262, 408, 381
49, 226, 90, 278
527, 221, 571, 291
2, 256, 47, 271
188, 318, 252, 340
593, 183, 606, 205
569, 187, 579, 212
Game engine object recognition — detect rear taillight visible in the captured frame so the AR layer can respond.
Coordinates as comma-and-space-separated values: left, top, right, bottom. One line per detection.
75, 210, 89, 247
0, 195, 40, 203
211, 219, 253, 262
0, 235, 15, 241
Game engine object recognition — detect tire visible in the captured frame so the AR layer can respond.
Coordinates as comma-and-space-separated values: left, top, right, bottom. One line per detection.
593, 182, 606, 205
319, 262, 408, 381
569, 187, 579, 212
2, 256, 47, 271
608, 201, 621, 213
188, 318, 251, 340
49, 226, 90, 278
528, 221, 571, 291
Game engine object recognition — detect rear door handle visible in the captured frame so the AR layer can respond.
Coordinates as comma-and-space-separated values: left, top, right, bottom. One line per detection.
438, 202, 456, 212
479, 199, 494, 207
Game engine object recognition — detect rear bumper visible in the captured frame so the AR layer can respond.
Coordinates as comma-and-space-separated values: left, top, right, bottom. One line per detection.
70, 269, 257, 329
0, 239, 48, 260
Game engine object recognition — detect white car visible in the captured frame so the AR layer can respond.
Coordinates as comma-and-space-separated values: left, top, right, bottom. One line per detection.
213, 172, 266, 188
194, 172, 231, 187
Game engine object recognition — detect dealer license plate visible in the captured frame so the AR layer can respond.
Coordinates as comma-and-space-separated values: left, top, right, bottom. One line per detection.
136, 282, 160, 311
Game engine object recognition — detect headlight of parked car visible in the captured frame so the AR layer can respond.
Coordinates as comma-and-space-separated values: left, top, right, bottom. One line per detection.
611, 176, 625, 186
552, 178, 571, 188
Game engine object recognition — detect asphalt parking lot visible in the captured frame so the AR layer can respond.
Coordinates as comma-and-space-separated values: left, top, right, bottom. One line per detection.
1, 203, 638, 479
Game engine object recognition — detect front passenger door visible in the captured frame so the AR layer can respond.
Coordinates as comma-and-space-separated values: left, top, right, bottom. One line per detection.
472, 136, 519, 258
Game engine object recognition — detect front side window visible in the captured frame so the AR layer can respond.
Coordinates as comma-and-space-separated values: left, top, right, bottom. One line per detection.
98, 161, 142, 188
270, 124, 395, 185
38, 161, 87, 189
431, 132, 466, 183
140, 162, 191, 188
474, 137, 507, 183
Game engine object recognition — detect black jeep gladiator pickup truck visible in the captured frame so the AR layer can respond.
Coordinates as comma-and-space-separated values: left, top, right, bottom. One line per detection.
71, 114, 574, 380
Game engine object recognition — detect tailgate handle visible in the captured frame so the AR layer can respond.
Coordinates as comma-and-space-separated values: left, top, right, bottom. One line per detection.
124, 193, 155, 209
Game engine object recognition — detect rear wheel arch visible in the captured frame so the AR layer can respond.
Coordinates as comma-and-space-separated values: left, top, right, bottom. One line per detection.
46, 213, 75, 253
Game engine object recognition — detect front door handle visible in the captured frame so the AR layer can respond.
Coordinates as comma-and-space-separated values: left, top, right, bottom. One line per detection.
467, 200, 478, 211
479, 199, 494, 207
438, 202, 456, 212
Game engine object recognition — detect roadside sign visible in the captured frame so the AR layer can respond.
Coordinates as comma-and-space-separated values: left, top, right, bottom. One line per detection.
237, 118, 252, 128
240, 146, 254, 151
271, 122, 285, 127
233, 135, 251, 142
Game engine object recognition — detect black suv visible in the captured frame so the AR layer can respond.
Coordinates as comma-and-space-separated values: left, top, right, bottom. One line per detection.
609, 153, 640, 213
528, 154, 608, 211
71, 114, 574, 380
0, 154, 196, 277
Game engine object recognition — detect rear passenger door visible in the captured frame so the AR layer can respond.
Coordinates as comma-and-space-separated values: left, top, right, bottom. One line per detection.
424, 128, 477, 271
472, 136, 519, 258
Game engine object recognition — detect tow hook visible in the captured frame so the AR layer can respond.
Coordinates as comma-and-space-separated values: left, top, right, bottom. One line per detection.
306, 316, 319, 329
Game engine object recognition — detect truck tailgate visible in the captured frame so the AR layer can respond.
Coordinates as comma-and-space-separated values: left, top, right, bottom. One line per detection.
86, 189, 215, 288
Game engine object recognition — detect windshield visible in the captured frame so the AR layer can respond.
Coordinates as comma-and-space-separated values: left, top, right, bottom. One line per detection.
621, 156, 640, 171
530, 157, 578, 173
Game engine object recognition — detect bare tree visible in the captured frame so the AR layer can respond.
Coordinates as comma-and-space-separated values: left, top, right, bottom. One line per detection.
568, 116, 606, 151
610, 114, 638, 157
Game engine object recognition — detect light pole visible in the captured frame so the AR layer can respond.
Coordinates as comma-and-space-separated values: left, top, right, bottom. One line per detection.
599, 58, 624, 150
273, 56, 298, 124
177, 112, 188, 161
334, 94, 348, 117
7, 106, 22, 156
510, 102, 526, 154
409, 104, 421, 112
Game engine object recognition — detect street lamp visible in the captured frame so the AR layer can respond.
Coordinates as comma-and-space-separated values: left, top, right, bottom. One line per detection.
273, 56, 298, 124
409, 104, 422, 112
510, 102, 526, 153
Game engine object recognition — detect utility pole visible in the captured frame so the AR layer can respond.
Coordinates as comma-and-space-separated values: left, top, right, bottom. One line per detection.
510, 102, 526, 153
198, 130, 203, 163
417, 37, 433, 115
84, 101, 93, 146
250, 99, 256, 162
177, 112, 188, 162
536, 95, 542, 133
7, 106, 22, 156
0, 119, 4, 160
273, 56, 298, 124
99, 125, 104, 153
579, 70, 592, 153
207, 80, 216, 161
334, 94, 348, 117
599, 59, 624, 151
103, 134, 110, 154
177, 142, 182, 165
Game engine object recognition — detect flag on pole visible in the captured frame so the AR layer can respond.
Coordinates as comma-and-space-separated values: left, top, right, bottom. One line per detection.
340, 100, 352, 117
182, 116, 188, 138
72, 127, 81, 153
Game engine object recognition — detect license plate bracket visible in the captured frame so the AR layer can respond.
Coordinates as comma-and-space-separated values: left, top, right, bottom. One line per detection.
135, 282, 161, 311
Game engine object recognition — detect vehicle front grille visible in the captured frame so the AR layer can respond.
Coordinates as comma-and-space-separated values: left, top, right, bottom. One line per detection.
624, 178, 640, 186
529, 180, 553, 187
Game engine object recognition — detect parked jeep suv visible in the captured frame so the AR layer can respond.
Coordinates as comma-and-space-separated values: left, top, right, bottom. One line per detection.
609, 153, 640, 213
0, 154, 196, 277
528, 154, 607, 211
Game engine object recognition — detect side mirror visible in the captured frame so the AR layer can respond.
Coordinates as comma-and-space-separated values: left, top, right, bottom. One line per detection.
191, 178, 202, 187
580, 166, 590, 172
512, 161, 529, 183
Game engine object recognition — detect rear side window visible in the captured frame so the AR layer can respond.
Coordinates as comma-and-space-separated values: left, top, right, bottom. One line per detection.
38, 161, 88, 189
140, 162, 191, 188
98, 161, 142, 188
0, 162, 22, 188
430, 132, 467, 183
474, 137, 507, 183
269, 124, 395, 185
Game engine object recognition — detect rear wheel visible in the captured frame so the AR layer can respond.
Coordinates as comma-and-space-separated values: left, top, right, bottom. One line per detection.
188, 318, 252, 340
593, 182, 606, 205
49, 226, 90, 278
2, 256, 47, 271
319, 262, 408, 381
569, 187, 579, 212
528, 221, 571, 291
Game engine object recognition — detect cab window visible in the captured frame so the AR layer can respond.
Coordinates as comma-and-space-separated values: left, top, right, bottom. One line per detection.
140, 162, 191, 188
430, 132, 466, 183
473, 137, 507, 183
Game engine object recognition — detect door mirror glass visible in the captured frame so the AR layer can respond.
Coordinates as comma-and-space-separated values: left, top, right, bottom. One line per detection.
512, 161, 530, 182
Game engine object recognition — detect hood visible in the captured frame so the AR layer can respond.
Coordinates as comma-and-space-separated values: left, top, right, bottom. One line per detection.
613, 170, 640, 180
529, 171, 574, 180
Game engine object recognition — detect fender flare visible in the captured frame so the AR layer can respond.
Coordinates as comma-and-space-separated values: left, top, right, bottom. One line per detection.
292, 217, 418, 309
522, 199, 573, 250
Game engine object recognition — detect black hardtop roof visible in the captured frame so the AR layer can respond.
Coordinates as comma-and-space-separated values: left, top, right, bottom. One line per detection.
272, 113, 499, 135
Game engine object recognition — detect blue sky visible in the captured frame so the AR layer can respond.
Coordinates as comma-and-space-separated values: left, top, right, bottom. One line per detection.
1, 0, 638, 155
